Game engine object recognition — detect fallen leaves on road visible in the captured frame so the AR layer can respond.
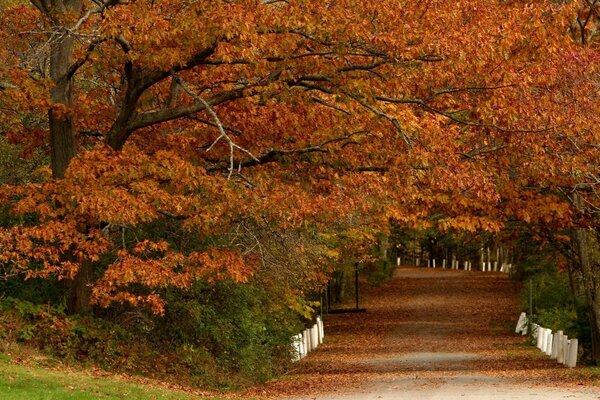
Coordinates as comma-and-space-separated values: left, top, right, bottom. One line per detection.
247, 267, 600, 398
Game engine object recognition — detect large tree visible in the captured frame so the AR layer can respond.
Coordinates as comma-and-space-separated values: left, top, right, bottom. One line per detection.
0, 0, 590, 319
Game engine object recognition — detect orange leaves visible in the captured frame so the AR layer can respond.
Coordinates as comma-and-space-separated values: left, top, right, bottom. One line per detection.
438, 216, 504, 233
92, 247, 255, 313
2, 0, 600, 314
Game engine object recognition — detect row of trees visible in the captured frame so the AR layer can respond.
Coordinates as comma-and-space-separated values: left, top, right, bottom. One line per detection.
0, 0, 599, 366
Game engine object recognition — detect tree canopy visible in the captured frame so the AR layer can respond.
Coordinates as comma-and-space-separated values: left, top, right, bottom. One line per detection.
0, 0, 598, 330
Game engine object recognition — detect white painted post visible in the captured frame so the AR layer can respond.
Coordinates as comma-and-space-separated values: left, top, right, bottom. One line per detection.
320, 317, 325, 341
442, 259, 446, 268
515, 312, 527, 334
316, 317, 324, 344
433, 259, 436, 268
397, 257, 400, 266
566, 339, 578, 368
481, 262, 486, 271
539, 327, 547, 351
291, 335, 300, 361
545, 330, 553, 356
416, 258, 420, 267
494, 261, 498, 271
562, 337, 569, 365
300, 334, 307, 358
302, 329, 311, 353
556, 332, 564, 364
427, 259, 431, 267
311, 324, 319, 350
531, 323, 539, 345
298, 334, 306, 359
551, 331, 561, 359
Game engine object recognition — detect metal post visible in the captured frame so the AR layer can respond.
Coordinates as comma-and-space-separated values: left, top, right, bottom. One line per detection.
327, 281, 331, 314
529, 279, 533, 326
355, 267, 359, 310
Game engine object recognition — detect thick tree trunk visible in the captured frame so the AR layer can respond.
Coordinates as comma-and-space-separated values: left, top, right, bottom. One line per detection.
68, 259, 93, 314
44, 0, 90, 313
48, 0, 81, 178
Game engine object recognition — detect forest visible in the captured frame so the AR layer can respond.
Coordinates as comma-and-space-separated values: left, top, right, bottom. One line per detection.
0, 0, 599, 392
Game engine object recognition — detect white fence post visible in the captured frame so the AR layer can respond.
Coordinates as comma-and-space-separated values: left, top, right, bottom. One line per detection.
515, 312, 527, 334
316, 317, 324, 344
566, 338, 578, 368
545, 329, 553, 356
538, 327, 546, 350
552, 331, 562, 359
556, 332, 564, 364
303, 329, 311, 352
531, 323, 539, 345
310, 324, 319, 350
292, 334, 304, 361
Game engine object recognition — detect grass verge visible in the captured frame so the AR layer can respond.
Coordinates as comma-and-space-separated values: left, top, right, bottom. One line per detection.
0, 355, 232, 400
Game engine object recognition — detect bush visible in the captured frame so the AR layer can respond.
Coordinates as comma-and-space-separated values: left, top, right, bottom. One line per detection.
159, 280, 302, 386
0, 278, 305, 389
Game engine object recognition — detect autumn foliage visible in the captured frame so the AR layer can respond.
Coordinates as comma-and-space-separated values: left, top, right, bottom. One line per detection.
0, 0, 599, 364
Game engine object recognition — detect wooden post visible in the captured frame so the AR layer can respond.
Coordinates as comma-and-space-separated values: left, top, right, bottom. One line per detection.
566, 338, 578, 368
545, 330, 553, 356
311, 324, 319, 350
317, 316, 324, 343
552, 331, 561, 359
538, 327, 546, 350
515, 312, 527, 334
531, 323, 539, 345
302, 329, 311, 353
556, 331, 565, 363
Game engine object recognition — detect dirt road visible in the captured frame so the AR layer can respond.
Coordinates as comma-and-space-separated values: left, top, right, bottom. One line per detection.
259, 267, 600, 399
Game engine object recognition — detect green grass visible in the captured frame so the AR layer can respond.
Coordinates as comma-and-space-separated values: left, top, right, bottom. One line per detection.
0, 357, 228, 400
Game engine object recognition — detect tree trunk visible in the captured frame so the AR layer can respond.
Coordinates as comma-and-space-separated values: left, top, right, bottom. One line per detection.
48, 0, 81, 178
44, 0, 90, 313
68, 259, 93, 314
574, 225, 600, 364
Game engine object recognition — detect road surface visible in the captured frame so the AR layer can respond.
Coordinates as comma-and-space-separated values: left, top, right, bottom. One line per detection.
259, 267, 600, 399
